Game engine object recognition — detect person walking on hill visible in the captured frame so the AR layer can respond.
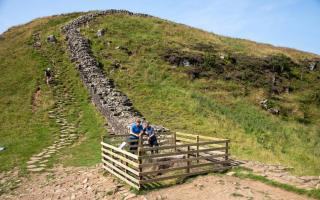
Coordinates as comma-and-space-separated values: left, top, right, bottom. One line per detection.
45, 67, 52, 85
129, 118, 144, 152
143, 121, 158, 154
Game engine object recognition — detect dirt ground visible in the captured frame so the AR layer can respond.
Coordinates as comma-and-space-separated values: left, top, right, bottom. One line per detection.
1, 165, 313, 200
137, 175, 313, 200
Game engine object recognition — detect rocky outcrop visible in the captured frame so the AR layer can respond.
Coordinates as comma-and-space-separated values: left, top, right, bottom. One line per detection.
61, 10, 168, 135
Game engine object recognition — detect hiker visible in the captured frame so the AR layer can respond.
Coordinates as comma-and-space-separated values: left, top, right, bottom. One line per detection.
45, 67, 52, 85
143, 121, 158, 154
129, 118, 144, 152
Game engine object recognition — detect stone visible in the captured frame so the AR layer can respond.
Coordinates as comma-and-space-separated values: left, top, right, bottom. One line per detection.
226, 171, 236, 176
260, 99, 268, 109
30, 157, 41, 161
71, 193, 76, 200
182, 59, 190, 67
309, 62, 317, 71
33, 41, 41, 48
47, 35, 57, 43
28, 167, 44, 172
96, 29, 106, 37
124, 193, 136, 200
27, 160, 38, 165
268, 108, 280, 115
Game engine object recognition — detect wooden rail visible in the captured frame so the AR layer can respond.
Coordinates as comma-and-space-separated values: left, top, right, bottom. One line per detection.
101, 132, 230, 190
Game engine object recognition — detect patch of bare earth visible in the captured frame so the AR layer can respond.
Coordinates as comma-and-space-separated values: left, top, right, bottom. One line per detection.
1, 165, 133, 200
1, 165, 314, 200
31, 86, 41, 112
136, 175, 314, 200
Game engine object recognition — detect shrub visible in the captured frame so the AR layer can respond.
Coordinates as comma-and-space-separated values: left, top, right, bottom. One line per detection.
266, 54, 297, 74
202, 53, 217, 70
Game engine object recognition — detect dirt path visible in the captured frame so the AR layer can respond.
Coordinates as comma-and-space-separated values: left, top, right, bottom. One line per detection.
1, 165, 313, 200
2, 165, 130, 200
137, 175, 313, 200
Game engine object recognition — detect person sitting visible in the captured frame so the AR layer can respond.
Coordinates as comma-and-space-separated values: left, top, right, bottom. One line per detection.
129, 118, 143, 152
143, 121, 158, 154
45, 67, 52, 85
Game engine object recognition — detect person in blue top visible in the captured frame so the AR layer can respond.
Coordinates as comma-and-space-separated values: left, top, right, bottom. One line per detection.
143, 121, 158, 154
129, 118, 144, 152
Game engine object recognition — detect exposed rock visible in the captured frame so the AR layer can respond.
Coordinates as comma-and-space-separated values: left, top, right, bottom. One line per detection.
226, 171, 236, 176
28, 167, 45, 172
259, 99, 268, 110
163, 49, 203, 67
268, 108, 279, 115
182, 59, 190, 67
111, 60, 121, 69
96, 29, 106, 37
309, 62, 317, 71
47, 35, 57, 43
259, 99, 279, 115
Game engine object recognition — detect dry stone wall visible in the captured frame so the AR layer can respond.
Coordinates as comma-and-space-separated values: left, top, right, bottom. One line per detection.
61, 10, 168, 135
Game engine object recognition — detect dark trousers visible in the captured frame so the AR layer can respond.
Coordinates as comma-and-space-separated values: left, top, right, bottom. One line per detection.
129, 136, 139, 153
149, 138, 159, 154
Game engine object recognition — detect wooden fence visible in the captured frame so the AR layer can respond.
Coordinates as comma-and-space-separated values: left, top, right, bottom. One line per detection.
101, 132, 230, 190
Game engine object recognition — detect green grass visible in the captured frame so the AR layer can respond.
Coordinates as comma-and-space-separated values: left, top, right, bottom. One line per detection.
0, 16, 61, 173
0, 11, 319, 178
0, 12, 106, 173
233, 168, 320, 200
82, 13, 320, 175
30, 14, 107, 167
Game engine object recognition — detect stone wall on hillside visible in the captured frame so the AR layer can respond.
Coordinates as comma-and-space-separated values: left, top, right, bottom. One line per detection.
61, 10, 168, 135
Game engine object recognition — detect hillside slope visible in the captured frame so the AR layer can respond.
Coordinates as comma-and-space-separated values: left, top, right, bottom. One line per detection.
0, 10, 319, 180
82, 13, 320, 175
0, 12, 106, 177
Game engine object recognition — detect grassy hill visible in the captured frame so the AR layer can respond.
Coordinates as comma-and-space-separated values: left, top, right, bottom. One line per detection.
0, 13, 106, 174
0, 12, 319, 176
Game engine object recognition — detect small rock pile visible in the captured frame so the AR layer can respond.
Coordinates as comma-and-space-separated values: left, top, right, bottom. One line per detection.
61, 10, 168, 135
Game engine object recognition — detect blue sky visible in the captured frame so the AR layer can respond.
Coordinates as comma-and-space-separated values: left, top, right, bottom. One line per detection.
0, 0, 319, 54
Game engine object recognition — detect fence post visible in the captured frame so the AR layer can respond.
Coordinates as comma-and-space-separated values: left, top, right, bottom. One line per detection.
186, 145, 191, 173
196, 135, 199, 164
225, 141, 229, 161
138, 136, 143, 189
173, 132, 177, 152
110, 148, 115, 172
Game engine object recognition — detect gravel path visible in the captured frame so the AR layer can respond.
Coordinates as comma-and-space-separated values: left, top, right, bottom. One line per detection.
2, 165, 314, 200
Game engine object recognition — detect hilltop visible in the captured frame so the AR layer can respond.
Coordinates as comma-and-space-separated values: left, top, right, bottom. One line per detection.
0, 10, 319, 199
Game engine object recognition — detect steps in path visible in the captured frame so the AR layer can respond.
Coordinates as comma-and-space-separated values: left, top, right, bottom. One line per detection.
26, 67, 82, 172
